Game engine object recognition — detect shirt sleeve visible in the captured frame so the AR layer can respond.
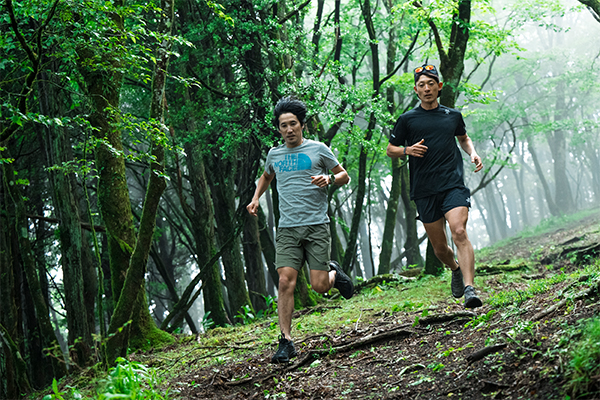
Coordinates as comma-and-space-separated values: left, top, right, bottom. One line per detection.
454, 113, 467, 137
320, 143, 340, 171
265, 148, 275, 175
389, 116, 407, 146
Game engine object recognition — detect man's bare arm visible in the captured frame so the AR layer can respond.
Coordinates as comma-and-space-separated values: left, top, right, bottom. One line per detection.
247, 170, 275, 216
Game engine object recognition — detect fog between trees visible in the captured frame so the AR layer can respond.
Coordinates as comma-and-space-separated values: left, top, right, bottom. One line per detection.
0, 0, 599, 395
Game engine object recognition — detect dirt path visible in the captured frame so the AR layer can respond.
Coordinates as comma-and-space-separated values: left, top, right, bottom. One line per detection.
148, 209, 600, 399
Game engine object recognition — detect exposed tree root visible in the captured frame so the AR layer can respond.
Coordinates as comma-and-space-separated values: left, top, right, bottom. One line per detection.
533, 281, 599, 321
466, 343, 508, 364
418, 311, 477, 325
476, 261, 528, 276
220, 326, 417, 387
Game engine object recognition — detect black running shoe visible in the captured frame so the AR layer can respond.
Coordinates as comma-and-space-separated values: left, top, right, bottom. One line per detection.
464, 285, 482, 308
329, 261, 354, 299
451, 261, 465, 298
271, 334, 297, 363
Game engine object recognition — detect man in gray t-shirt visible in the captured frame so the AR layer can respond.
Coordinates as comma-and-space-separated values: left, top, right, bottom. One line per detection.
247, 96, 353, 363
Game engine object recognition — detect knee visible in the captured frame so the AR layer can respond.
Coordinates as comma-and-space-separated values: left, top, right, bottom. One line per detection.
278, 274, 296, 292
451, 226, 468, 243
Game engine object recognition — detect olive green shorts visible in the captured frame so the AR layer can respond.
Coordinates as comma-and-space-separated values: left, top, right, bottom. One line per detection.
275, 224, 331, 271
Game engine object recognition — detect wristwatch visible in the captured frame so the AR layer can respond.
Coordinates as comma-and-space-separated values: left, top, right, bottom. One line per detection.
329, 174, 336, 185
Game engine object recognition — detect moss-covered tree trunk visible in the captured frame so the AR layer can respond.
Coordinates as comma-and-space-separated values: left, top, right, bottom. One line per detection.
424, 240, 444, 276
38, 72, 93, 368
0, 187, 26, 399
1, 157, 68, 379
104, 0, 176, 364
294, 267, 318, 309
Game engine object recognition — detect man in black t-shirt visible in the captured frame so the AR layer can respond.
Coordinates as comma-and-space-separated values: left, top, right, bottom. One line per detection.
386, 64, 483, 308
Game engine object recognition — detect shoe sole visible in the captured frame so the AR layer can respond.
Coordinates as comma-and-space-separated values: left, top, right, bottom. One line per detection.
330, 261, 354, 299
271, 352, 298, 363
465, 297, 483, 308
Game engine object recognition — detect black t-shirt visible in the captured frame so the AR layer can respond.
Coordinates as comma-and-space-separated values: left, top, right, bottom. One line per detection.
389, 104, 467, 200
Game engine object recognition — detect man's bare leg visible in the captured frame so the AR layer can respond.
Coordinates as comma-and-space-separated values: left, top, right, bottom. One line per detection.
445, 207, 475, 287
277, 267, 298, 340
422, 217, 459, 269
309, 269, 335, 294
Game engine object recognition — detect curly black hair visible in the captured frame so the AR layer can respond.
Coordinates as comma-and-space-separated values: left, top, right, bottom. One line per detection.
273, 96, 307, 128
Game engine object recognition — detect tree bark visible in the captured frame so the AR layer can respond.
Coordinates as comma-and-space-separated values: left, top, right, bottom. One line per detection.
257, 205, 279, 291
379, 160, 401, 274
526, 134, 560, 217
430, 0, 471, 108
243, 213, 268, 312
400, 165, 424, 268
38, 71, 93, 368
547, 80, 574, 213
342, 0, 380, 275
105, 0, 175, 364
207, 156, 253, 321
1, 157, 68, 379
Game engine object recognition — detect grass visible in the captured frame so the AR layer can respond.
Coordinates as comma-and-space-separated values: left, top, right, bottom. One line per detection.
41, 358, 169, 400
475, 207, 600, 261
33, 208, 600, 399
565, 316, 600, 397
486, 264, 599, 309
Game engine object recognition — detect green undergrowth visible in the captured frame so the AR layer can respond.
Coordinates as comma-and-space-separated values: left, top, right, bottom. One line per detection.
564, 316, 600, 398
487, 263, 600, 309
40, 358, 169, 400
34, 210, 600, 399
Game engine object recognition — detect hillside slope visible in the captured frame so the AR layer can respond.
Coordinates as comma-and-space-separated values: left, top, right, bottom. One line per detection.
43, 209, 600, 400
158, 209, 600, 399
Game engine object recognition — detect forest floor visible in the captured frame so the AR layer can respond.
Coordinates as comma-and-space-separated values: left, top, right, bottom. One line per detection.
44, 208, 600, 400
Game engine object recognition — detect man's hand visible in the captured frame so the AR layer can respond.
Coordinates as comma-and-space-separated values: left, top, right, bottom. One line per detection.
247, 199, 259, 217
408, 139, 427, 157
311, 175, 330, 188
471, 153, 483, 172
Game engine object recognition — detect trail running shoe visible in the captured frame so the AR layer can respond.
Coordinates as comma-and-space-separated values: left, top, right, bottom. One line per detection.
329, 261, 354, 299
271, 334, 297, 363
451, 261, 465, 298
464, 285, 483, 309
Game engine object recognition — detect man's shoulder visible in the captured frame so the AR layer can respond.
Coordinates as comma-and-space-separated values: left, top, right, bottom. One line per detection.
267, 142, 288, 154
439, 104, 463, 116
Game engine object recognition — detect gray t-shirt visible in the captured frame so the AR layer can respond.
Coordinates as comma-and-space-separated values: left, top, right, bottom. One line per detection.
265, 139, 340, 228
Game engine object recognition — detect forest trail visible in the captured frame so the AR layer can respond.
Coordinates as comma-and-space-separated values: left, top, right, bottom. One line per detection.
131, 209, 600, 399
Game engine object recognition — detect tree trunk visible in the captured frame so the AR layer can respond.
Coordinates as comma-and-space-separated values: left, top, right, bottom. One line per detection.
257, 205, 278, 291
424, 240, 444, 276
379, 158, 402, 274
243, 214, 268, 312
547, 80, 574, 213
0, 186, 24, 399
105, 0, 176, 364
293, 266, 318, 309
401, 165, 424, 268
38, 71, 93, 368
526, 135, 560, 217
1, 157, 67, 379
432, 0, 471, 109
207, 157, 253, 320
342, 0, 380, 275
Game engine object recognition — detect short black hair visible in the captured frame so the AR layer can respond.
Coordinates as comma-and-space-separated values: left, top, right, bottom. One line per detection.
273, 96, 307, 127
